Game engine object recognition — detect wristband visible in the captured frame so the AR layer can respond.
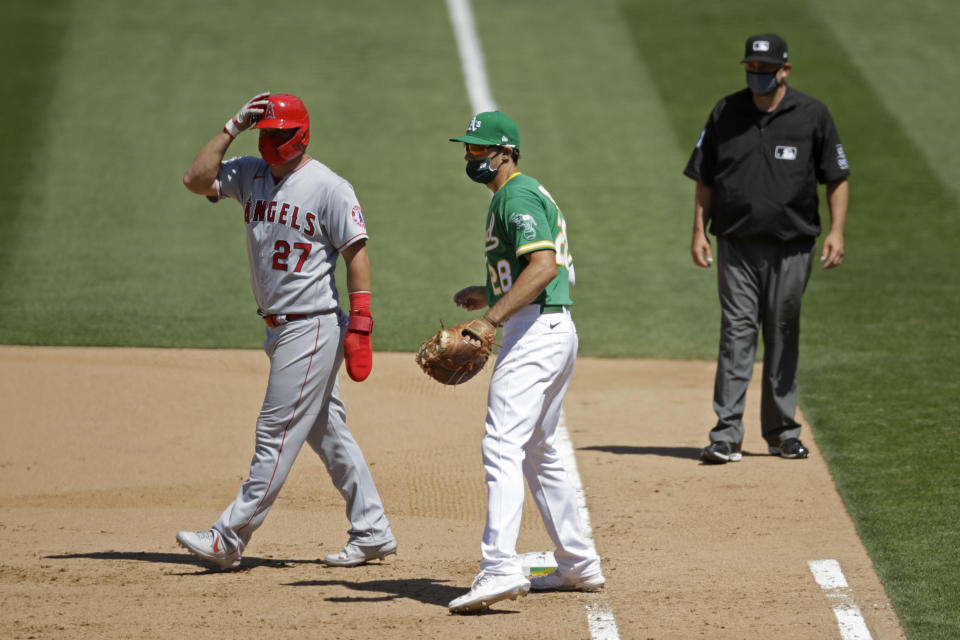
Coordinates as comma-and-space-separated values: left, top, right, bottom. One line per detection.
223, 119, 240, 139
481, 314, 499, 327
348, 314, 374, 333
349, 291, 371, 315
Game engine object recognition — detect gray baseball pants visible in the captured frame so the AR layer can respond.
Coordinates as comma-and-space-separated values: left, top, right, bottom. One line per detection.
709, 236, 815, 448
214, 311, 393, 554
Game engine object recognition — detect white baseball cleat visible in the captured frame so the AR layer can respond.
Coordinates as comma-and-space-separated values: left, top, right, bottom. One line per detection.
529, 569, 605, 592
448, 571, 531, 613
176, 529, 241, 570
322, 539, 398, 567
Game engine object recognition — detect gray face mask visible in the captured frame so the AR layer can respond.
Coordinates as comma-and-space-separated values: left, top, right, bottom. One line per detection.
746, 71, 779, 96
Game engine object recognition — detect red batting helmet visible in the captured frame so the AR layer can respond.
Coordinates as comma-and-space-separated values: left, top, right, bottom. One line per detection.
254, 93, 310, 164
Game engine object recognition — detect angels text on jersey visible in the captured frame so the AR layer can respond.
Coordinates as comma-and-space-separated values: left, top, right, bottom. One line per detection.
244, 198, 321, 236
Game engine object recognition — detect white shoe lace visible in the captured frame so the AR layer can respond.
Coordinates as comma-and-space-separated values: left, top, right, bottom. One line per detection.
470, 572, 492, 590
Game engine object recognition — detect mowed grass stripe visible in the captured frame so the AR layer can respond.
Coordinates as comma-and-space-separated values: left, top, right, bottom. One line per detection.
473, 0, 717, 358
623, 2, 958, 638
0, 2, 479, 347
808, 0, 960, 202
0, 3, 259, 346
0, 1, 73, 319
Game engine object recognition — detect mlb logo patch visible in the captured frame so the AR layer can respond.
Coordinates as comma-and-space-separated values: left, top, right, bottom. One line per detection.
775, 145, 798, 160
753, 40, 771, 52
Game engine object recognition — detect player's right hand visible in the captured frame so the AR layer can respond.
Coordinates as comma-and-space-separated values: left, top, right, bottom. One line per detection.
223, 92, 271, 139
453, 286, 487, 311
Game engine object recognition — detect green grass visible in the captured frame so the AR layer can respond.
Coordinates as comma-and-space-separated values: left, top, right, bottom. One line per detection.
0, 1, 485, 347
0, 1, 72, 272
809, 0, 960, 203
0, 1, 957, 636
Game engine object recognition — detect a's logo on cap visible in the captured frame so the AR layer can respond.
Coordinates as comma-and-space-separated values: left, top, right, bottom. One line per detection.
467, 117, 482, 132
753, 40, 771, 52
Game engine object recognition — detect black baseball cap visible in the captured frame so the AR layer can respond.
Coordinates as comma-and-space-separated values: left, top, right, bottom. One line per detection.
740, 34, 788, 65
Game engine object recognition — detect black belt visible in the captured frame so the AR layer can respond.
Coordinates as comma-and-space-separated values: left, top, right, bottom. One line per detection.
540, 305, 565, 314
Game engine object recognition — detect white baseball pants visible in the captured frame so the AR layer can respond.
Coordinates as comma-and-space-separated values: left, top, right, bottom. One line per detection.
480, 305, 601, 577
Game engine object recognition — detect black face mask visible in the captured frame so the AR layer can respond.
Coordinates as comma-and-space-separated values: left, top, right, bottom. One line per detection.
746, 70, 779, 96
465, 154, 501, 183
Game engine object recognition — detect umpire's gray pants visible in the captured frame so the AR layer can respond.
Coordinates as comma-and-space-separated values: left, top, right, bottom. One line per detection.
710, 237, 815, 448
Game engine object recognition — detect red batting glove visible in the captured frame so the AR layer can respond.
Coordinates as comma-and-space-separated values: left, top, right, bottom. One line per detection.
344, 292, 373, 381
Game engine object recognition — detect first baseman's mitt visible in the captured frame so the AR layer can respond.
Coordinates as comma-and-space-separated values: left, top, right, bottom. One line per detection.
416, 317, 496, 385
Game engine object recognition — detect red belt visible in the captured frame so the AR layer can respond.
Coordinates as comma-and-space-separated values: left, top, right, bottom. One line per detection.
262, 314, 307, 327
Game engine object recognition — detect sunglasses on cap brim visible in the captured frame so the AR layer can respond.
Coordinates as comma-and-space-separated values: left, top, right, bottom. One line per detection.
463, 143, 503, 155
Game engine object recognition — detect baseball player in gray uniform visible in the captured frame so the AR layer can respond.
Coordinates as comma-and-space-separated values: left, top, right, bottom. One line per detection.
177, 92, 396, 570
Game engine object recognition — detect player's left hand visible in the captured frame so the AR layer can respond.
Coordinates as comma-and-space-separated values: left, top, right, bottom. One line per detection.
344, 292, 373, 381
415, 316, 496, 385
820, 230, 844, 269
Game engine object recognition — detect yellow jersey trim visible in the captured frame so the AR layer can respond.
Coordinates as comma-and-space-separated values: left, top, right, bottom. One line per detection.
494, 172, 523, 192
517, 240, 556, 256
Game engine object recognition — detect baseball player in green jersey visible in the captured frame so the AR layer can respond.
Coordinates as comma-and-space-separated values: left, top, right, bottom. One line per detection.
446, 111, 604, 614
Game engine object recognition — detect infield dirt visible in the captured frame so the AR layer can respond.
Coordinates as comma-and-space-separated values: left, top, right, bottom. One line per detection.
0, 346, 904, 639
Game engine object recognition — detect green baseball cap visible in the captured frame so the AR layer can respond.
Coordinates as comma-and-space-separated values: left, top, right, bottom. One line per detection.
450, 111, 520, 148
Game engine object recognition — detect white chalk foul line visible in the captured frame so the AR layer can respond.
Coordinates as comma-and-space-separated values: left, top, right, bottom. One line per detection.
444, 0, 497, 114
809, 559, 874, 640
445, 2, 619, 637
558, 411, 621, 640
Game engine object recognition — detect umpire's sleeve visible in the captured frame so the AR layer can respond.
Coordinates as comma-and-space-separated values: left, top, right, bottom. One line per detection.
683, 116, 715, 185
815, 105, 851, 183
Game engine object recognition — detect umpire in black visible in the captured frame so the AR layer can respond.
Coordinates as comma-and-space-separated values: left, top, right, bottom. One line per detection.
684, 33, 849, 464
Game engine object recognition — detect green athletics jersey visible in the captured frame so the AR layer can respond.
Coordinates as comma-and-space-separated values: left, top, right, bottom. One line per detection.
484, 172, 574, 308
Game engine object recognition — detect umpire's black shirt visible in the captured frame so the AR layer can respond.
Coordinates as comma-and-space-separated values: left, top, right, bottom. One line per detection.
684, 85, 850, 242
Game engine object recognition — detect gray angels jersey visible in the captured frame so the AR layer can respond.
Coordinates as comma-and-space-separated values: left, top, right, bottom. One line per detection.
212, 157, 368, 315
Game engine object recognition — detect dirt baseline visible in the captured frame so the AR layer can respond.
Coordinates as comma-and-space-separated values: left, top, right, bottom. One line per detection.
0, 346, 904, 639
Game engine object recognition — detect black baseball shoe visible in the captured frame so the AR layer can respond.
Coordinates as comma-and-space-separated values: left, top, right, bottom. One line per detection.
700, 441, 742, 464
768, 438, 810, 459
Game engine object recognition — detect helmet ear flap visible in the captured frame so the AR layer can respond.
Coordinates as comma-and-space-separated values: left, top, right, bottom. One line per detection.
294, 126, 309, 152
275, 127, 309, 163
